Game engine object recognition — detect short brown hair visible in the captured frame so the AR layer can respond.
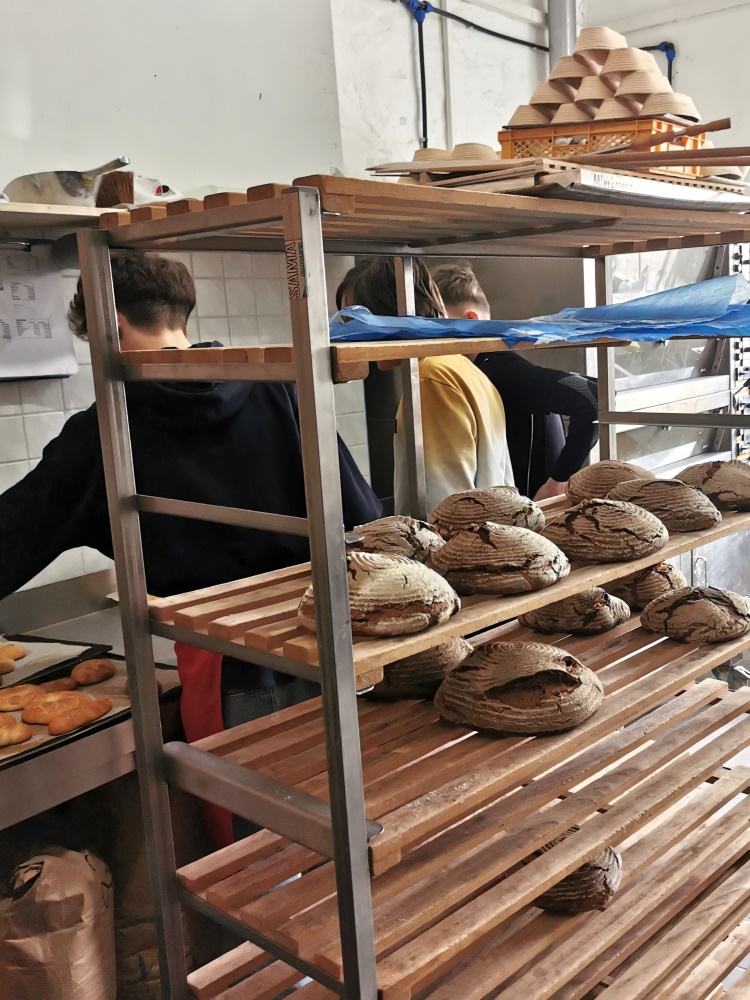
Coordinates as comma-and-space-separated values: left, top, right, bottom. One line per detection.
68, 249, 196, 339
350, 257, 445, 318
431, 261, 490, 313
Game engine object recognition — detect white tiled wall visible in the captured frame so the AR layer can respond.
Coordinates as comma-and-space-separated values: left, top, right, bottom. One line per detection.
0, 252, 368, 590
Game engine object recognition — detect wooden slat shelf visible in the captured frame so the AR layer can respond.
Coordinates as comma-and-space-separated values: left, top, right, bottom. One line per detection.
102, 175, 750, 258
177, 613, 750, 997
148, 506, 750, 684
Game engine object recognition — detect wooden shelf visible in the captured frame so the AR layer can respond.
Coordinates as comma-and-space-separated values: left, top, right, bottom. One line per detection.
148, 506, 750, 684
0, 201, 105, 231
177, 613, 750, 996
102, 175, 750, 258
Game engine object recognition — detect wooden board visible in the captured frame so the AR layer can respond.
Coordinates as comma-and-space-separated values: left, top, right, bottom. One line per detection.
147, 508, 750, 682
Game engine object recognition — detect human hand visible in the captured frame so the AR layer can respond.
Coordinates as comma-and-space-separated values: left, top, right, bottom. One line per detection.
533, 478, 566, 501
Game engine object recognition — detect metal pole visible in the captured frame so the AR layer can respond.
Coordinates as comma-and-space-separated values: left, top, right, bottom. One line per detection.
595, 255, 618, 461
396, 257, 428, 520
282, 188, 378, 999
548, 0, 577, 69
77, 229, 188, 1000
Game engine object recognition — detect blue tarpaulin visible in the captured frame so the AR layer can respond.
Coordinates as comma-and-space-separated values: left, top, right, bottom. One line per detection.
328, 274, 750, 348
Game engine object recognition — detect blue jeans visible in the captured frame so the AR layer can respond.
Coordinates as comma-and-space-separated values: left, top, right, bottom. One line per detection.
221, 677, 320, 841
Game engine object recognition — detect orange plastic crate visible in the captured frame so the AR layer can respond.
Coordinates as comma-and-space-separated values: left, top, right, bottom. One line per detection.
498, 119, 707, 176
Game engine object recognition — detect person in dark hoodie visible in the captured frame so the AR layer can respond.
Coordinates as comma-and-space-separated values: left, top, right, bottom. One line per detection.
0, 250, 381, 839
432, 261, 599, 501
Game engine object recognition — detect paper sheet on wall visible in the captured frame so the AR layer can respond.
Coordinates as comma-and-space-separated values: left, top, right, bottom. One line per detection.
0, 244, 78, 379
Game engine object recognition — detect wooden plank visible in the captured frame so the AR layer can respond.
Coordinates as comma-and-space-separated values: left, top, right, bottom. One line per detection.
649, 911, 750, 1000
206, 843, 322, 912
246, 183, 289, 202
670, 921, 750, 999
245, 619, 307, 652
726, 965, 750, 998
213, 960, 301, 1000
173, 580, 308, 630
311, 696, 750, 973
187, 943, 267, 999
167, 198, 205, 216
193, 696, 325, 755
374, 717, 750, 996
147, 562, 310, 621
203, 191, 249, 210
100, 210, 131, 228
281, 632, 322, 663
177, 828, 288, 893
210, 597, 303, 640
130, 204, 168, 222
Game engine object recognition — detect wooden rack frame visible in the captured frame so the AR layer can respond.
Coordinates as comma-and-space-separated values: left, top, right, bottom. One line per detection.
78, 176, 750, 999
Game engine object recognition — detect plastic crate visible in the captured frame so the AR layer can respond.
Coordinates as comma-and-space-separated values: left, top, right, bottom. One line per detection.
498, 119, 708, 176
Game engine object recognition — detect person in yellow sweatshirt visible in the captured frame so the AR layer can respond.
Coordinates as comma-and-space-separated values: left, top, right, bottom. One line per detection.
347, 257, 514, 516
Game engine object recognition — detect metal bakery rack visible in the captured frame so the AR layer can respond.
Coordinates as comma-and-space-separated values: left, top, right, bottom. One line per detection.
80, 175, 750, 1000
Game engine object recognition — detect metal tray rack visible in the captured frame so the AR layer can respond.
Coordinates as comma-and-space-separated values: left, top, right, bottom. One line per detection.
79, 175, 750, 999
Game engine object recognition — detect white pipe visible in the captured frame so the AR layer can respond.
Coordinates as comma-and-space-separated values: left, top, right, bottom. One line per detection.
548, 0, 577, 68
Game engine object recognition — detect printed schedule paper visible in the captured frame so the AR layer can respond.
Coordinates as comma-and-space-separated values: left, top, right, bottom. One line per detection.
0, 245, 78, 379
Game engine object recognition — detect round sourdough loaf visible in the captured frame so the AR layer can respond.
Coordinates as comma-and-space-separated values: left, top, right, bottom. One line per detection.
426, 521, 570, 595
541, 499, 668, 562
297, 551, 460, 637
676, 460, 750, 511
430, 486, 545, 539
566, 460, 655, 504
641, 586, 750, 643
354, 515, 444, 563
608, 562, 688, 610
534, 828, 622, 913
607, 478, 721, 531
370, 637, 473, 700
519, 588, 630, 635
434, 640, 603, 734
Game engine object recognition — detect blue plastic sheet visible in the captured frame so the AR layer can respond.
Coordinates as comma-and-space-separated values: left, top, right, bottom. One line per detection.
329, 274, 750, 348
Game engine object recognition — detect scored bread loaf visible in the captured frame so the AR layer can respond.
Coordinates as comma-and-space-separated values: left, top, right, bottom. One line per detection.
519, 588, 630, 635
71, 659, 116, 686
534, 828, 622, 913
609, 562, 688, 610
0, 684, 43, 711
606, 478, 721, 531
22, 691, 91, 725
434, 641, 603, 734
370, 637, 473, 700
542, 499, 668, 562
0, 659, 15, 676
353, 515, 444, 562
566, 461, 655, 504
641, 586, 750, 643
426, 522, 570, 596
677, 460, 750, 511
47, 696, 113, 736
0, 713, 33, 748
297, 551, 460, 637
430, 487, 545, 539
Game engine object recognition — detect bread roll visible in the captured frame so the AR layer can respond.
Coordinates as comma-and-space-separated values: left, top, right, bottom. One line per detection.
542, 499, 668, 562
22, 691, 91, 725
47, 697, 113, 736
641, 586, 750, 643
434, 641, 603, 734
0, 713, 33, 747
71, 658, 116, 686
566, 461, 654, 504
677, 460, 750, 511
353, 515, 444, 562
41, 677, 79, 693
609, 562, 688, 610
0, 659, 15, 676
0, 643, 27, 661
426, 522, 570, 596
430, 487, 545, 538
298, 551, 460, 637
370, 637, 473, 700
519, 588, 630, 635
0, 684, 43, 711
534, 828, 622, 913
606, 478, 721, 531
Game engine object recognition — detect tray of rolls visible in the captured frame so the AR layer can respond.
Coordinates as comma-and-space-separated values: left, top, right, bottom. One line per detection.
0, 653, 180, 768
0, 634, 112, 687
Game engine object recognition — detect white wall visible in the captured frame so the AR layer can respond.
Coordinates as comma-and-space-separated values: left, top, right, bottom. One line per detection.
582, 0, 750, 150
1, 0, 344, 193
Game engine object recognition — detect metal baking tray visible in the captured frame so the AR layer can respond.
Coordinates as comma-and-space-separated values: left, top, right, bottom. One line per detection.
1, 633, 112, 687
